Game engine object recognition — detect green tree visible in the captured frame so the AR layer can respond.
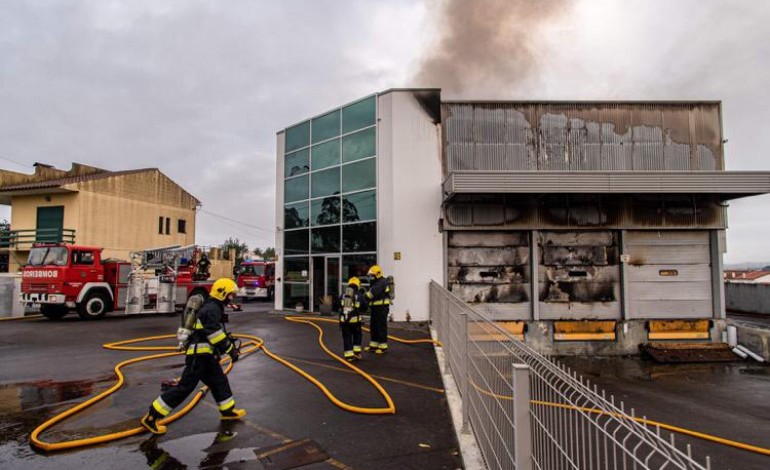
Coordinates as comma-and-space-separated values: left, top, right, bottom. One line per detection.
220, 237, 248, 261
262, 247, 276, 260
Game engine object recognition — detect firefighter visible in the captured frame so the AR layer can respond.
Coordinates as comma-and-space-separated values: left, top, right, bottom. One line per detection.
139, 278, 246, 435
364, 265, 392, 354
196, 253, 212, 280
339, 277, 368, 362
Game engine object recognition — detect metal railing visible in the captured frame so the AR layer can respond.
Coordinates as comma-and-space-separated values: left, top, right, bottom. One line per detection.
430, 281, 710, 470
0, 228, 76, 249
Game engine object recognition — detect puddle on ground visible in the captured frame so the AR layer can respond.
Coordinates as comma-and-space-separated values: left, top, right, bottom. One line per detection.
554, 355, 770, 383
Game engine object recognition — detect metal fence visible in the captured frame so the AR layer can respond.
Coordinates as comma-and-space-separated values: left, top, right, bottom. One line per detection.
430, 281, 710, 470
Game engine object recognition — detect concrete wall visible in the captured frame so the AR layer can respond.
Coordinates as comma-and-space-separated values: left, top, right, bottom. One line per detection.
0, 274, 24, 317
725, 282, 770, 314
378, 91, 443, 321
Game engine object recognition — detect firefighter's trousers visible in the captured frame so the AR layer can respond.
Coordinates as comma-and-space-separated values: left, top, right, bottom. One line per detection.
369, 304, 389, 346
159, 353, 233, 411
340, 320, 362, 353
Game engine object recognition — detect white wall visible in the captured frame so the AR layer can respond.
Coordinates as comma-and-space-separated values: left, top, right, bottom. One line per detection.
274, 131, 285, 310
377, 91, 443, 321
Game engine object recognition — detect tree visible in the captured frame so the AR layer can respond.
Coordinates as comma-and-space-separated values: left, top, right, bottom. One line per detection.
220, 237, 248, 261
262, 247, 276, 260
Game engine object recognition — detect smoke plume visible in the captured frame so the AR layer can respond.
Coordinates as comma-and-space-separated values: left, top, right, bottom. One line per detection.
414, 0, 569, 97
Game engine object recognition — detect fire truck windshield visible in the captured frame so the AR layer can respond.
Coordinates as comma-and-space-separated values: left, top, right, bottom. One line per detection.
27, 247, 69, 266
240, 264, 265, 276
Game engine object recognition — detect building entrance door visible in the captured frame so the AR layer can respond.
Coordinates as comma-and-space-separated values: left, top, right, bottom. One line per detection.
311, 255, 341, 313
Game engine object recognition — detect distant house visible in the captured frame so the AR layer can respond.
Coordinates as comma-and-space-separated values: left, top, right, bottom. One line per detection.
0, 162, 200, 272
724, 270, 770, 284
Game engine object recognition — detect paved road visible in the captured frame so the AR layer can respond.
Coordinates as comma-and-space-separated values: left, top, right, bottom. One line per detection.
0, 303, 462, 469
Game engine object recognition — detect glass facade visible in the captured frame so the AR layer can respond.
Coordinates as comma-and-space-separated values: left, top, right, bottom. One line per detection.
282, 95, 378, 310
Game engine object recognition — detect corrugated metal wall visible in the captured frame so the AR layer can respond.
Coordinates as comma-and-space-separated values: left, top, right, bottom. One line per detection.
538, 231, 621, 320
447, 231, 531, 319
442, 102, 723, 174
625, 231, 712, 319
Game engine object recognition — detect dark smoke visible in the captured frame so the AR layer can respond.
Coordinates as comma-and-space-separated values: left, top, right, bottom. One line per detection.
414, 0, 569, 97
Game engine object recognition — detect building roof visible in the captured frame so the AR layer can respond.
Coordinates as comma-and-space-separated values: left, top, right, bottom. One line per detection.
724, 270, 770, 280
0, 168, 153, 191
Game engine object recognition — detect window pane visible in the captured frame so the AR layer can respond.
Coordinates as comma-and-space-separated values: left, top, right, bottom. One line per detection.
311, 167, 340, 198
311, 226, 340, 253
311, 196, 340, 226
312, 110, 340, 143
342, 96, 376, 134
283, 283, 309, 310
284, 175, 308, 203
284, 202, 309, 229
342, 158, 375, 193
285, 121, 310, 152
285, 148, 309, 177
343, 190, 376, 222
284, 229, 309, 255
284, 257, 309, 281
311, 139, 340, 171
343, 222, 376, 252
342, 127, 376, 163
342, 254, 377, 281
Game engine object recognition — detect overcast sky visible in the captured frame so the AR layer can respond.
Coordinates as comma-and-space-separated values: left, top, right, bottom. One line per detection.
1, 0, 769, 264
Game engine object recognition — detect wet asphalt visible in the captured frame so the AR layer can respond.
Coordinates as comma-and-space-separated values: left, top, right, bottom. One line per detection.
556, 355, 770, 470
0, 304, 462, 470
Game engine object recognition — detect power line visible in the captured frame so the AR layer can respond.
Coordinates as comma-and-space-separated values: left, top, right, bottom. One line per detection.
0, 155, 33, 169
198, 209, 275, 234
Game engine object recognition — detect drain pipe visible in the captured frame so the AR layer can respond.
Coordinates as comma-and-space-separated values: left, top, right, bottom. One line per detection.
732, 347, 748, 359
735, 344, 766, 363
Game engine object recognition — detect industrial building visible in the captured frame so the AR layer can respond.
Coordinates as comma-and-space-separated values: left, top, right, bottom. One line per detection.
275, 89, 770, 352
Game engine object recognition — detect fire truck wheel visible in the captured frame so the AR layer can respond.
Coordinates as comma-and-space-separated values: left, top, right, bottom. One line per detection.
77, 292, 109, 320
40, 304, 68, 321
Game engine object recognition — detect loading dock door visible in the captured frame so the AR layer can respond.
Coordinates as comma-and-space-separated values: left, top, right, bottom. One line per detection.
538, 231, 621, 320
625, 231, 712, 319
447, 231, 531, 320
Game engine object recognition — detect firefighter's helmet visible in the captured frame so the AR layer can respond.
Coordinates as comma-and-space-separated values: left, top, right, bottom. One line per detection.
210, 278, 238, 301
348, 277, 361, 288
367, 265, 383, 278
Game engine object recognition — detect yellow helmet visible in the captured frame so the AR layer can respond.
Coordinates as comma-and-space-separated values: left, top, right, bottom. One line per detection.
367, 265, 383, 278
210, 278, 238, 301
348, 277, 361, 288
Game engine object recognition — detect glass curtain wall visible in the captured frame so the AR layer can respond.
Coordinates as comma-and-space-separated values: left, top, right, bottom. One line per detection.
282, 95, 378, 311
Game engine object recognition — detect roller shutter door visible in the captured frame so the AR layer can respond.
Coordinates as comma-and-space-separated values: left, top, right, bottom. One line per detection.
447, 231, 531, 319
625, 231, 712, 319
538, 231, 621, 320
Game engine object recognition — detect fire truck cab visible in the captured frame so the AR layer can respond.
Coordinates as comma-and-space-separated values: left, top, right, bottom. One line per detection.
235, 260, 275, 301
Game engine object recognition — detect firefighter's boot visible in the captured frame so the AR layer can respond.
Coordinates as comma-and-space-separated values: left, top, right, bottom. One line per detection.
220, 407, 247, 420
140, 407, 167, 435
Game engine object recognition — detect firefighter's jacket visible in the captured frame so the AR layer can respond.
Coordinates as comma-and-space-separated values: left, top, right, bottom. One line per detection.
340, 288, 368, 324
187, 298, 234, 356
366, 276, 392, 306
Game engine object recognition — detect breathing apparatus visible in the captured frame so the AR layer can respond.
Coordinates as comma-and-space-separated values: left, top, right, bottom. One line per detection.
177, 294, 205, 351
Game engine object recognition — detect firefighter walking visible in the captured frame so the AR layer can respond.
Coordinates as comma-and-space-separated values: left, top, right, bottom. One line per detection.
339, 277, 368, 361
140, 278, 246, 435
364, 265, 392, 354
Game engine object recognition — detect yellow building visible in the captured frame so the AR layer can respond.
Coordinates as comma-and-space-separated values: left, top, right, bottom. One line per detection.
0, 162, 200, 272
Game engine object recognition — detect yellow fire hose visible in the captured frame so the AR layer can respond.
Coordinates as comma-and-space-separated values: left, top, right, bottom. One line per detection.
29, 315, 439, 452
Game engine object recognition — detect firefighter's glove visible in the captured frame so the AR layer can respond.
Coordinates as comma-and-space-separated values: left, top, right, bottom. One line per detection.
229, 348, 239, 363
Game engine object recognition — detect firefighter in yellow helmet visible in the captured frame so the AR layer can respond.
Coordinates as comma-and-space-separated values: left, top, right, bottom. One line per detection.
140, 278, 246, 435
339, 277, 368, 361
364, 265, 392, 354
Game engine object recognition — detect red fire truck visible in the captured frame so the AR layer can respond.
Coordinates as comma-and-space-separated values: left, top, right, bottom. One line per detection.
20, 243, 214, 320
235, 260, 275, 301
